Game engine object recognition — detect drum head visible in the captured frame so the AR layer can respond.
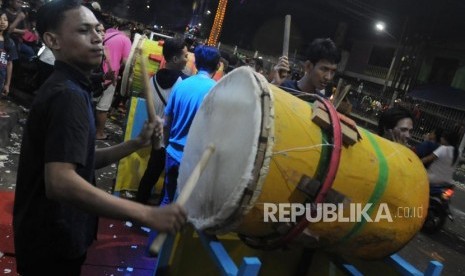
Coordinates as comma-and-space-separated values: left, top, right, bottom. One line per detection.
178, 66, 274, 232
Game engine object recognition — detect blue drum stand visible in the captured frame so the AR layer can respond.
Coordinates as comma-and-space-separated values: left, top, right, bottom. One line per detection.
153, 230, 442, 276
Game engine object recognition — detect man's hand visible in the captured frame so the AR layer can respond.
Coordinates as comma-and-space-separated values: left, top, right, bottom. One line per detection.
103, 70, 117, 86
1, 85, 9, 96
145, 204, 187, 234
388, 128, 405, 145
136, 117, 163, 148
270, 56, 290, 85
136, 120, 155, 148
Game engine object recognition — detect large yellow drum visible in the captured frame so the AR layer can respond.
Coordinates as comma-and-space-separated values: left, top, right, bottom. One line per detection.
121, 33, 163, 97
178, 67, 429, 260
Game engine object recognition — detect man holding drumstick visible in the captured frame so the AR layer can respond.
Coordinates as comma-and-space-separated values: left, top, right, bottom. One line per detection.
13, 1, 186, 274
277, 38, 341, 97
136, 37, 189, 204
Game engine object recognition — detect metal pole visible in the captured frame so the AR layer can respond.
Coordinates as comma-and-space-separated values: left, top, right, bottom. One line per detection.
459, 132, 465, 153
384, 18, 409, 107
382, 51, 397, 96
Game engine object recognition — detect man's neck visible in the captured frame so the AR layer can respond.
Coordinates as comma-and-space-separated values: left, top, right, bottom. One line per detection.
297, 75, 316, 93
198, 69, 214, 78
57, 59, 92, 77
164, 63, 181, 71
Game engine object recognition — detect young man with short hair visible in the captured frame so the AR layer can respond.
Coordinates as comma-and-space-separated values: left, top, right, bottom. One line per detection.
136, 37, 189, 204
280, 38, 341, 96
162, 45, 220, 205
13, 1, 186, 274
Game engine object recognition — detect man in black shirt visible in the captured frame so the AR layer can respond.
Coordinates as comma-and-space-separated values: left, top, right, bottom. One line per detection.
136, 37, 188, 204
13, 1, 186, 275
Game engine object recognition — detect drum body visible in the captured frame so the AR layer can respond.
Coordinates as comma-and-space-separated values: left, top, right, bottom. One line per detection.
179, 67, 428, 259
121, 33, 163, 97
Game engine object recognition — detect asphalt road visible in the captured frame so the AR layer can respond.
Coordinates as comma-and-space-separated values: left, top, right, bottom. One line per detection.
397, 185, 465, 275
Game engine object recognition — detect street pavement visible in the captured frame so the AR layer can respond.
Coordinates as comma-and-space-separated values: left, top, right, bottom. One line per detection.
398, 186, 465, 275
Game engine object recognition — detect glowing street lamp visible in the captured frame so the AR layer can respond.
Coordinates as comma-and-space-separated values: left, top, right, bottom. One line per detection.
374, 21, 396, 39
375, 22, 385, 32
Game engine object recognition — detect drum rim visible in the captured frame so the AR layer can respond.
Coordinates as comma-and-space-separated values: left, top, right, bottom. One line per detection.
121, 33, 144, 97
205, 68, 275, 234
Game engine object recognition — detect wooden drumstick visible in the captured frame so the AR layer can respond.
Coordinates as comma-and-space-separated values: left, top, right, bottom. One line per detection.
137, 45, 162, 148
282, 15, 291, 57
149, 144, 216, 255
138, 46, 157, 123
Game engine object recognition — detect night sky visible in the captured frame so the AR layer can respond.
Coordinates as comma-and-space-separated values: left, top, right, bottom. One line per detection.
97, 0, 465, 56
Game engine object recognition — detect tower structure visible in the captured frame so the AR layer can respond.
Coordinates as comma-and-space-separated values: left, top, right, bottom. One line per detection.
207, 0, 228, 46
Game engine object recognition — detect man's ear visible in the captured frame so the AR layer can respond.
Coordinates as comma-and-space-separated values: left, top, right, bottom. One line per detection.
42, 32, 60, 50
304, 60, 314, 72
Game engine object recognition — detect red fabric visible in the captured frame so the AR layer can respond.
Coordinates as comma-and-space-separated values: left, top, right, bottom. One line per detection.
22, 30, 38, 43
0, 192, 15, 254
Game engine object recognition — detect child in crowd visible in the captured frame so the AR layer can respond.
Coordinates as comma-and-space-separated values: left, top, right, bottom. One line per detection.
0, 8, 18, 97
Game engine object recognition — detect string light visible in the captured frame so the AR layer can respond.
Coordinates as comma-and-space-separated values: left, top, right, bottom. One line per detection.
207, 0, 228, 46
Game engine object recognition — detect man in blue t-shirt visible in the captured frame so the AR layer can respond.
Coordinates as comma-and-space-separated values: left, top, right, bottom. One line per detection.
162, 45, 221, 205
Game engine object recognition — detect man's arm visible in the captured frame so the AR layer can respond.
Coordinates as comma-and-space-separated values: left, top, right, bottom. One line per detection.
8, 12, 27, 35
94, 139, 141, 169
121, 57, 128, 67
44, 162, 186, 233
120, 36, 132, 68
422, 153, 438, 165
2, 61, 13, 96
269, 56, 290, 85
95, 118, 162, 169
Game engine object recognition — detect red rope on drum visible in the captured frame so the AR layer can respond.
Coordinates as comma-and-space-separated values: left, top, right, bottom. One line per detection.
313, 97, 343, 204
276, 94, 343, 247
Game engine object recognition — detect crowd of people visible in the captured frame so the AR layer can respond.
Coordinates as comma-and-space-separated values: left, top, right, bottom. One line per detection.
4, 0, 463, 274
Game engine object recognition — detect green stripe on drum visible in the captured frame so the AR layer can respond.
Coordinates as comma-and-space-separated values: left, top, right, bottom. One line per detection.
338, 129, 389, 243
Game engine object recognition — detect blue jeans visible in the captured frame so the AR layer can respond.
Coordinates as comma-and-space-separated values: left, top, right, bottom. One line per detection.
160, 153, 180, 206
19, 43, 35, 60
